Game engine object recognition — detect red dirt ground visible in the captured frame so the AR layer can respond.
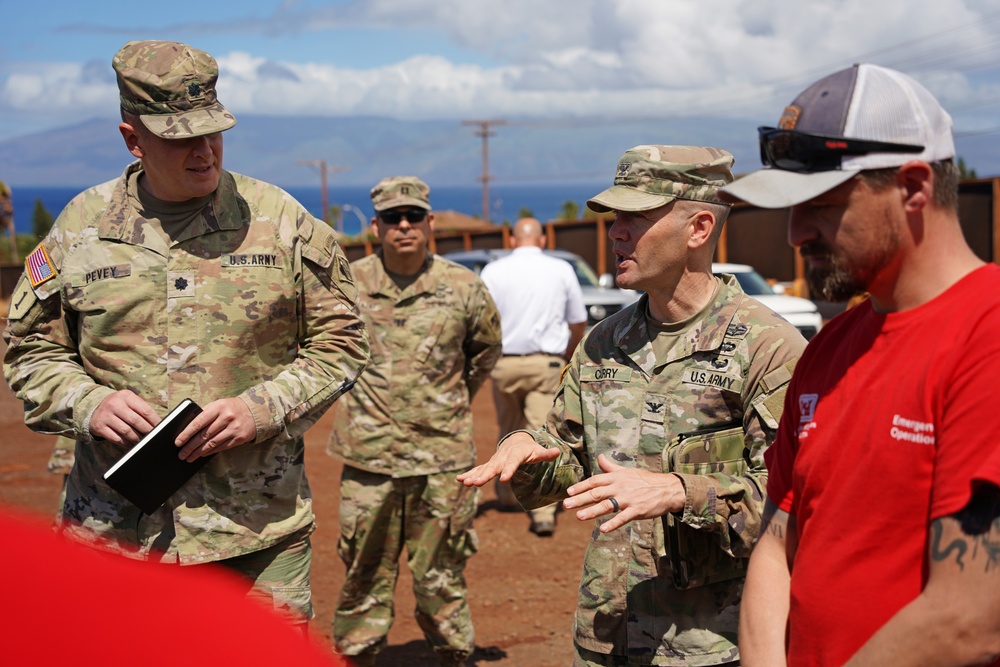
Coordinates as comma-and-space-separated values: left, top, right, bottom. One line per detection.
0, 337, 591, 666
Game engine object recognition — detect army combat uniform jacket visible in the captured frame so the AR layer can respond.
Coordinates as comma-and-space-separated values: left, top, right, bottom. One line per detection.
509, 276, 805, 665
3, 163, 370, 564
328, 253, 501, 476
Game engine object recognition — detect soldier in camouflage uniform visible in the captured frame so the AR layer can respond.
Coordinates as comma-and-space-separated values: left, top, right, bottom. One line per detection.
327, 176, 501, 667
2, 41, 369, 625
460, 146, 806, 666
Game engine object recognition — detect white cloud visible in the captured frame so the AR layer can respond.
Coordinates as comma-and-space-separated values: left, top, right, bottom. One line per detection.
2, 0, 999, 136
1, 62, 118, 116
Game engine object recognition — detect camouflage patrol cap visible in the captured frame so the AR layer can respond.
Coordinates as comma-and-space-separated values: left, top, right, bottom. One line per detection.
112, 40, 236, 139
370, 176, 431, 212
587, 145, 735, 213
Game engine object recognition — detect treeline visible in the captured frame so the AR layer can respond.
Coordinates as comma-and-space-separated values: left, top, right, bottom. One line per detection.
0, 199, 54, 264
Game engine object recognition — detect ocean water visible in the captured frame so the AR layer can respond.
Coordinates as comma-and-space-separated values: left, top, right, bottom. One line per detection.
10, 181, 607, 238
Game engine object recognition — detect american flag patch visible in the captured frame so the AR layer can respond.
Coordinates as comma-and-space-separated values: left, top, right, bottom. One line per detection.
26, 244, 56, 288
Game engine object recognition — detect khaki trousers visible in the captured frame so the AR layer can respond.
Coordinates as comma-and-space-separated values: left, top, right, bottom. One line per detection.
490, 354, 564, 523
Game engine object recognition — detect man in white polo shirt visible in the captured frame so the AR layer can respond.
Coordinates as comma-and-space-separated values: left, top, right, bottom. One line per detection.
480, 217, 587, 536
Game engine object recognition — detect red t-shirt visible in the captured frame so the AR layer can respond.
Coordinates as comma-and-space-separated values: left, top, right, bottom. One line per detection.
766, 264, 1000, 666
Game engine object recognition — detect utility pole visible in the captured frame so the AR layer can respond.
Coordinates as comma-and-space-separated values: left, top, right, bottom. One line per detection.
297, 160, 350, 230
462, 119, 506, 223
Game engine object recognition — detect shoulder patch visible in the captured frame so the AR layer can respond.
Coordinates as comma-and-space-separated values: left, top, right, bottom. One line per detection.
760, 358, 796, 394
301, 220, 337, 269
25, 244, 57, 288
752, 358, 799, 430
335, 254, 359, 302
7, 275, 38, 321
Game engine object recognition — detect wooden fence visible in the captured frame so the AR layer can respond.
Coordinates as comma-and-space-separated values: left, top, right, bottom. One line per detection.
339, 177, 1000, 298
3, 177, 999, 303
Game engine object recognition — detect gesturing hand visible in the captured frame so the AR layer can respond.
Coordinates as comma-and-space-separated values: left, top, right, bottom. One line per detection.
564, 453, 687, 532
457, 431, 560, 487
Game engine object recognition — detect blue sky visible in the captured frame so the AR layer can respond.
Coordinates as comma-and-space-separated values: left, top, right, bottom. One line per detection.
3, 0, 1000, 165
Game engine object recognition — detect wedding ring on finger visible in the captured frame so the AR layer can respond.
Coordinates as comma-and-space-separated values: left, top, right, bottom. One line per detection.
608, 496, 620, 512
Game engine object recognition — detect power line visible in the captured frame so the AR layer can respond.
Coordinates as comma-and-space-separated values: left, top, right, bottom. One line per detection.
955, 126, 1000, 138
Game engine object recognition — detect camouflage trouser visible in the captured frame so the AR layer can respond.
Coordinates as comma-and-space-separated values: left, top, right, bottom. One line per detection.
48, 435, 77, 523
573, 644, 740, 666
491, 355, 562, 523
202, 524, 315, 626
47, 436, 77, 476
334, 466, 480, 659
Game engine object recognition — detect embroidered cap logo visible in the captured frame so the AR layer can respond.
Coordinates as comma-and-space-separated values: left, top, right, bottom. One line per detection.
778, 105, 801, 130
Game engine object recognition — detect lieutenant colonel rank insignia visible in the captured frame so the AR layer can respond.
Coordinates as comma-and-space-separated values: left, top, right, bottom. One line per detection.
25, 244, 56, 288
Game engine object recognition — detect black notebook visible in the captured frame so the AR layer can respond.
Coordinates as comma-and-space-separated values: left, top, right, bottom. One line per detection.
103, 399, 213, 515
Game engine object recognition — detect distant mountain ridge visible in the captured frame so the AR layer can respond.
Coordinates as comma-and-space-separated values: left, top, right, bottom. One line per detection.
3, 113, 997, 188
0, 114, 763, 188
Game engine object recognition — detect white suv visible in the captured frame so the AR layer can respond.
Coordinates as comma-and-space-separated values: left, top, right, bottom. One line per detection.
714, 262, 822, 340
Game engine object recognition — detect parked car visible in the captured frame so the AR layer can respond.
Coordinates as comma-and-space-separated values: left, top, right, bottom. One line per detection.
713, 262, 823, 339
443, 248, 639, 327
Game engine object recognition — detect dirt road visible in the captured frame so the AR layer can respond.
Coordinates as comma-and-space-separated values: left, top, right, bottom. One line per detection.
0, 338, 590, 666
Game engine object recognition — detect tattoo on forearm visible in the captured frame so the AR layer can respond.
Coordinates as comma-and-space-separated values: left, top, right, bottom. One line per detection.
930, 520, 967, 570
983, 537, 1000, 572
759, 501, 786, 539
932, 484, 1000, 573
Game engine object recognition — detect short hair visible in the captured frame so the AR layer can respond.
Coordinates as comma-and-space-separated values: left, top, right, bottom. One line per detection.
857, 159, 959, 211
675, 198, 731, 242
120, 108, 145, 133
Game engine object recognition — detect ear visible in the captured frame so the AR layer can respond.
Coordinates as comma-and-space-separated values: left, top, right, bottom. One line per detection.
897, 160, 933, 214
686, 209, 716, 250
369, 218, 380, 238
119, 122, 144, 159
426, 212, 435, 233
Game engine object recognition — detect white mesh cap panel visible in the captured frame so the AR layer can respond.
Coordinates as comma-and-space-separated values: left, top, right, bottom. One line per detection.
842, 64, 955, 171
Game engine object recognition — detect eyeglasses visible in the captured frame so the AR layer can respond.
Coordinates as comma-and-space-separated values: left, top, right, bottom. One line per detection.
758, 126, 924, 173
378, 209, 428, 225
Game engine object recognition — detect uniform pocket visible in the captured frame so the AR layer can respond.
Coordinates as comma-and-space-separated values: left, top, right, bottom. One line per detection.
271, 586, 313, 621
671, 425, 747, 476
664, 425, 748, 589
411, 313, 448, 366
444, 485, 481, 565
337, 498, 361, 565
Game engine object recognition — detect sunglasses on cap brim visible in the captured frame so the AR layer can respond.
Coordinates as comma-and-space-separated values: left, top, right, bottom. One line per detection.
758, 126, 924, 173
378, 209, 428, 225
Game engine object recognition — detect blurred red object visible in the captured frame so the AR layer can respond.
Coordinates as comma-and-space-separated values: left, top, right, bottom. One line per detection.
0, 505, 345, 666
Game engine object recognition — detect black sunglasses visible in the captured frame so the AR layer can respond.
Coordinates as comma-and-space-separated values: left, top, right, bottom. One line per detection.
378, 209, 428, 225
758, 126, 924, 173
